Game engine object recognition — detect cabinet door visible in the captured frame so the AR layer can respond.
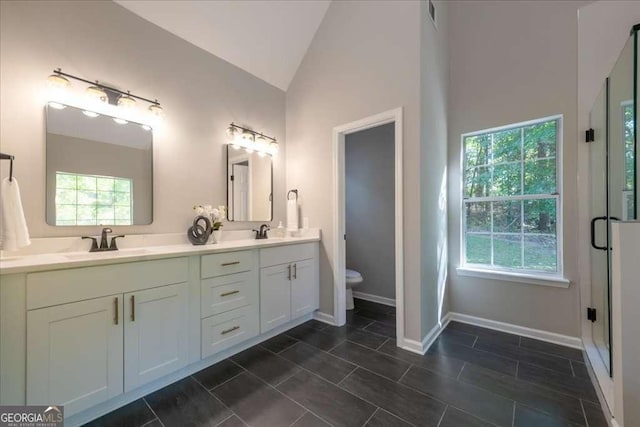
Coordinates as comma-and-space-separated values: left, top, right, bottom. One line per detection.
27, 295, 123, 416
124, 284, 188, 392
260, 264, 291, 333
291, 259, 319, 318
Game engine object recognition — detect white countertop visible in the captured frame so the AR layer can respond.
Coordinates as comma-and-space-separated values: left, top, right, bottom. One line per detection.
0, 231, 320, 275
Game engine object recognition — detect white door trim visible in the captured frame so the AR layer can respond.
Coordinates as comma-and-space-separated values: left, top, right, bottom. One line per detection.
332, 107, 405, 348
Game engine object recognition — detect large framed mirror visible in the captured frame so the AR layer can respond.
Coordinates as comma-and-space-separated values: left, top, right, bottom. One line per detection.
226, 146, 272, 221
46, 104, 153, 226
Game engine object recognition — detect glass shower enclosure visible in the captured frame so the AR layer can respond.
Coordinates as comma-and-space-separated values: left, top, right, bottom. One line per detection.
588, 26, 638, 376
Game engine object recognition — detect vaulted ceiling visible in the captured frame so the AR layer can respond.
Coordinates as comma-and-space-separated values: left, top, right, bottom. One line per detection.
115, 0, 331, 91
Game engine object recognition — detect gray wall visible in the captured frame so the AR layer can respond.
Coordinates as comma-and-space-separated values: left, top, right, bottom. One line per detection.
286, 0, 449, 341
447, 1, 586, 337
345, 123, 395, 300
0, 1, 285, 237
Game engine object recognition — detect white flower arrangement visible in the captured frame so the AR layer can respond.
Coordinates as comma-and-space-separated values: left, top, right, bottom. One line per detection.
193, 204, 226, 230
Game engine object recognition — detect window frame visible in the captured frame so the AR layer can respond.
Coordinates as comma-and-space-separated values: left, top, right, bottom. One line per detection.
54, 171, 133, 226
459, 114, 565, 283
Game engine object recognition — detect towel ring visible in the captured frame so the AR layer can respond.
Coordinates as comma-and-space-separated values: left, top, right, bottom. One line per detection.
287, 189, 298, 201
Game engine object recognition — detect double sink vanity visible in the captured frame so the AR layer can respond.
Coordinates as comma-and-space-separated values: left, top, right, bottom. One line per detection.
0, 231, 320, 426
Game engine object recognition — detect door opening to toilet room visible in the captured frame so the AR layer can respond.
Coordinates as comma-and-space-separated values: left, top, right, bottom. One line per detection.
345, 123, 396, 310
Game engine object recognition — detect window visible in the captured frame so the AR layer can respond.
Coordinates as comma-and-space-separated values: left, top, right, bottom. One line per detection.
461, 116, 562, 275
622, 102, 635, 220
55, 172, 133, 226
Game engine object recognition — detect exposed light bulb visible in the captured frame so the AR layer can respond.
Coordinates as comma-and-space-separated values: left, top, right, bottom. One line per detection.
86, 85, 108, 104
232, 144, 241, 150
113, 118, 128, 125
48, 101, 66, 110
117, 93, 136, 110
82, 110, 99, 118
226, 125, 238, 140
141, 124, 152, 131
257, 151, 266, 157
148, 103, 164, 117
245, 148, 254, 154
269, 140, 279, 154
47, 72, 70, 89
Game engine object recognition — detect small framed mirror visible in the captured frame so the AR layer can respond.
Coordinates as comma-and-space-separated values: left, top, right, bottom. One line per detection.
226, 146, 273, 221
45, 104, 153, 226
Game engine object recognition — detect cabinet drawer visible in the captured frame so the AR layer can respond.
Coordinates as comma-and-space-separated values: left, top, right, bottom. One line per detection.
201, 306, 258, 359
260, 243, 317, 268
201, 272, 257, 318
27, 258, 189, 310
201, 250, 253, 278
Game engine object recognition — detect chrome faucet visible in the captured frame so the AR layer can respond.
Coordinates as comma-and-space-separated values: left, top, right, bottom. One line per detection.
82, 227, 125, 252
253, 224, 270, 240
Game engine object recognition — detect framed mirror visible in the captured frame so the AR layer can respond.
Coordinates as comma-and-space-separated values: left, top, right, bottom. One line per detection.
226, 146, 272, 221
45, 104, 153, 226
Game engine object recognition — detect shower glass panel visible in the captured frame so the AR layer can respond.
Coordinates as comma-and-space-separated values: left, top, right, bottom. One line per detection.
589, 82, 610, 373
588, 29, 637, 376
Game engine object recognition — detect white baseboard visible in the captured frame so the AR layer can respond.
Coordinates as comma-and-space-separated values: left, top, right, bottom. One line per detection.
400, 313, 451, 355
313, 310, 337, 326
448, 312, 583, 350
352, 291, 396, 307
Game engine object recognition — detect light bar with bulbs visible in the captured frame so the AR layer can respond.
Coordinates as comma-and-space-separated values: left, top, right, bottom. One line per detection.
226, 123, 279, 156
46, 68, 164, 124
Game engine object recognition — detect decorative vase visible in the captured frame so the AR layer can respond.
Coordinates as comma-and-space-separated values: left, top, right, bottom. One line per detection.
211, 229, 222, 244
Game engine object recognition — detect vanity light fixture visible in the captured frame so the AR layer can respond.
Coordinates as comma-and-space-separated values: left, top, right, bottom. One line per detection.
47, 68, 164, 120
226, 123, 278, 156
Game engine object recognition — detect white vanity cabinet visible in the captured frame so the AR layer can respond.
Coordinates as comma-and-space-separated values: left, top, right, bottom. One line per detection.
259, 243, 319, 333
24, 258, 189, 416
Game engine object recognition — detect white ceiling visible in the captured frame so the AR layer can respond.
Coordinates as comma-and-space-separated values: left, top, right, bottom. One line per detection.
115, 0, 331, 91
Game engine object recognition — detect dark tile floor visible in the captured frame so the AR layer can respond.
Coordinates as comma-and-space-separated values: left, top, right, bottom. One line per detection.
85, 299, 607, 427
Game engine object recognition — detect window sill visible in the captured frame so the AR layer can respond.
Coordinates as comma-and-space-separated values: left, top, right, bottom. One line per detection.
456, 267, 570, 288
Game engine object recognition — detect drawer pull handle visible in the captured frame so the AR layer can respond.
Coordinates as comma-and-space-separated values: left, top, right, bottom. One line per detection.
288, 264, 292, 280
220, 290, 240, 297
221, 261, 241, 266
293, 263, 297, 279
114, 297, 119, 325
221, 325, 240, 335
130, 295, 135, 322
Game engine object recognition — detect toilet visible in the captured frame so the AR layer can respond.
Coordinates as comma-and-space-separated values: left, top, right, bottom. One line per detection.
345, 269, 363, 310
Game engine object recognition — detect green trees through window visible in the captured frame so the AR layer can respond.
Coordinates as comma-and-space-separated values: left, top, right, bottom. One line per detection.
463, 117, 560, 273
55, 172, 133, 226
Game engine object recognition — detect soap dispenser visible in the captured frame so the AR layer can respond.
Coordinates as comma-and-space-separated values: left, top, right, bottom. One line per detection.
275, 221, 285, 238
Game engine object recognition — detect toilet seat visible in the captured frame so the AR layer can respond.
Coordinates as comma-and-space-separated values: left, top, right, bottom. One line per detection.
346, 269, 363, 284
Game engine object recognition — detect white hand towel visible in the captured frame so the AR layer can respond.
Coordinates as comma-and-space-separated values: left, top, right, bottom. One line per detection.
1, 177, 31, 251
287, 198, 298, 231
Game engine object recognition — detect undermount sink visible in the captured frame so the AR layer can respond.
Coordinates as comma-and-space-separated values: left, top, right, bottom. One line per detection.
63, 248, 151, 260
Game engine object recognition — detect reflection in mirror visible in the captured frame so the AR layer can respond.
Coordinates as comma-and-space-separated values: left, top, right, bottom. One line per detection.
226, 146, 272, 221
46, 104, 153, 226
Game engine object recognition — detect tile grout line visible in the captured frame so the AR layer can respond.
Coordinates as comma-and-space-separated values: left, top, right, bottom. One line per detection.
207, 369, 247, 393
326, 338, 348, 353
375, 337, 390, 351
139, 418, 161, 427
142, 397, 165, 427
191, 374, 238, 417
213, 413, 239, 427
579, 399, 590, 427
456, 362, 466, 381
435, 405, 448, 427
336, 365, 359, 386
286, 410, 309, 427
570, 360, 576, 377
472, 335, 479, 348
511, 401, 516, 427
272, 366, 304, 388
515, 361, 519, 378
360, 407, 379, 427
397, 364, 413, 384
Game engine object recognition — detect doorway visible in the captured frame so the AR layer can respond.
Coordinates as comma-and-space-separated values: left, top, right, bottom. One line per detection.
332, 108, 405, 348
